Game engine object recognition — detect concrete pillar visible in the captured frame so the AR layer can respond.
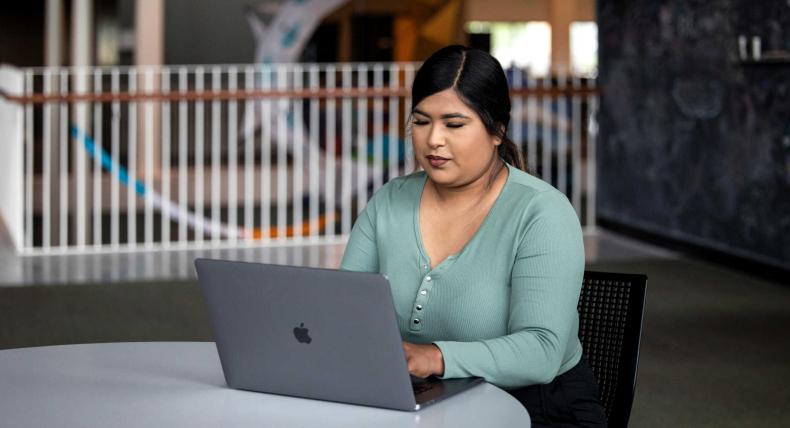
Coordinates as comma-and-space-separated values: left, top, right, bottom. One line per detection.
70, 0, 93, 67
135, 0, 164, 67
549, 0, 574, 73
70, 0, 93, 247
135, 0, 165, 245
135, 0, 164, 178
44, 0, 64, 245
45, 0, 64, 67
0, 67, 26, 250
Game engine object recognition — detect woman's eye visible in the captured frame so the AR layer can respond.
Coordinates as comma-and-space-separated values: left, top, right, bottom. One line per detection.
412, 119, 429, 126
446, 123, 464, 129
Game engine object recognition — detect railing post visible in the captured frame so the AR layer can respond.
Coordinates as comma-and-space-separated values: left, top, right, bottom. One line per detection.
0, 66, 25, 252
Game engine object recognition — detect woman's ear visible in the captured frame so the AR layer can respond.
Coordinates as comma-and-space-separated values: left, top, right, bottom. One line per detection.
493, 124, 506, 146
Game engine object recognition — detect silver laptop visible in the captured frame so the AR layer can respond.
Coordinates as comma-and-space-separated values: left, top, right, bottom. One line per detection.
194, 258, 483, 411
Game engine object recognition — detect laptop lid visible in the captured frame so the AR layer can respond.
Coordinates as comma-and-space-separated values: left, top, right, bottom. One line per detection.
195, 258, 422, 411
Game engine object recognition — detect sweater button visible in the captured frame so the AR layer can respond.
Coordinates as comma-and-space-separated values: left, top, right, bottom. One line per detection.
416, 305, 423, 310
420, 290, 427, 296
413, 319, 420, 324
425, 276, 432, 282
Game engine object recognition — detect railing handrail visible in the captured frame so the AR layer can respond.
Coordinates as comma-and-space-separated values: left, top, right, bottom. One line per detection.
0, 87, 600, 104
15, 62, 424, 74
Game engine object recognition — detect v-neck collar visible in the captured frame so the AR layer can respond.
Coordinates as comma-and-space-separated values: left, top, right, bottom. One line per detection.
412, 163, 513, 272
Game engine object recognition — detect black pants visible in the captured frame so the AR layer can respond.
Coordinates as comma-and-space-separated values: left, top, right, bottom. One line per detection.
507, 357, 607, 428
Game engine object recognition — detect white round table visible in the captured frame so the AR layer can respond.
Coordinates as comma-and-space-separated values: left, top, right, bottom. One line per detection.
0, 342, 530, 427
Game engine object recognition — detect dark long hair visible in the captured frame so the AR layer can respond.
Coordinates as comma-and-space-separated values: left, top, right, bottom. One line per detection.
411, 45, 526, 171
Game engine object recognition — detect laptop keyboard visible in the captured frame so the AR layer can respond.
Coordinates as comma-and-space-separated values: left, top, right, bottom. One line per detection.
412, 380, 438, 395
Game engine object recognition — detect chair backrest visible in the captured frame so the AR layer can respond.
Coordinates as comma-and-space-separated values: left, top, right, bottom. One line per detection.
577, 271, 647, 428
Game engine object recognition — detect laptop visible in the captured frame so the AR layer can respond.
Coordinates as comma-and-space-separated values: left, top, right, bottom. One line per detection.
194, 258, 483, 411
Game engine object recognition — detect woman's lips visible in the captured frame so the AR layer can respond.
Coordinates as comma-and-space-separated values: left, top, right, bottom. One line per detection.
427, 156, 449, 167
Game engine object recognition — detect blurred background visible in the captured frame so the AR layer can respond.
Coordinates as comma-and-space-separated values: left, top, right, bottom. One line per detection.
0, 1, 788, 426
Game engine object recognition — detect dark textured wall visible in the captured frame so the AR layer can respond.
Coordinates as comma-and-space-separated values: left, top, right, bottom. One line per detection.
597, 0, 790, 270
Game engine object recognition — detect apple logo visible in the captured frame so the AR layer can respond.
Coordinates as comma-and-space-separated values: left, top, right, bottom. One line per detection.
293, 323, 312, 344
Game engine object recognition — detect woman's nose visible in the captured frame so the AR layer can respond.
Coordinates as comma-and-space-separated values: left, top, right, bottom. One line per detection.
427, 126, 445, 148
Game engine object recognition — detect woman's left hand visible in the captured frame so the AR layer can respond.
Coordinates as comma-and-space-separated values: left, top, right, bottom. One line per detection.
402, 342, 445, 378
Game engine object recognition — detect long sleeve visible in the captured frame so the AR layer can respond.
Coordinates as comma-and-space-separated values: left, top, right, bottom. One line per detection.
339, 194, 379, 273
433, 190, 585, 388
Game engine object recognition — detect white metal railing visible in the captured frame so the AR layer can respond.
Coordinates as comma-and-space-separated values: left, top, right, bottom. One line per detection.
0, 62, 598, 254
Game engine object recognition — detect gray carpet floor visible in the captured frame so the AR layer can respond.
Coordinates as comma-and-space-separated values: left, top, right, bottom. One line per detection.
1, 255, 788, 427
590, 258, 790, 427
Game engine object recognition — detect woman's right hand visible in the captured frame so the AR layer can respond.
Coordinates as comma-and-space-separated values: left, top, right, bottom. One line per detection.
402, 341, 445, 378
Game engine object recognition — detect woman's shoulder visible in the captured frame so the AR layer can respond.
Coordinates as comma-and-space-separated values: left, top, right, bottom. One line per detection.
502, 165, 583, 248
503, 164, 576, 216
506, 164, 558, 195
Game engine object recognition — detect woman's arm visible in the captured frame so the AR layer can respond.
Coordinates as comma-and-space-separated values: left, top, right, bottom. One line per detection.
433, 190, 585, 388
339, 194, 380, 273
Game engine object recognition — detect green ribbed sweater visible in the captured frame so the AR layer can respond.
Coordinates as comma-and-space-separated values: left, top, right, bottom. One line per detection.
340, 163, 585, 388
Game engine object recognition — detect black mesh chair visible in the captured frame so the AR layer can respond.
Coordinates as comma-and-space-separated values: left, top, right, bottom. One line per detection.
577, 271, 648, 428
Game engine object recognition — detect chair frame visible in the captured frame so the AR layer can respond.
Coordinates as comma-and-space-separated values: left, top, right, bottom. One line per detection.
578, 271, 647, 428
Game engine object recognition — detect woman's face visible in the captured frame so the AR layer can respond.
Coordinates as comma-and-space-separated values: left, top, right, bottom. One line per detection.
411, 89, 501, 188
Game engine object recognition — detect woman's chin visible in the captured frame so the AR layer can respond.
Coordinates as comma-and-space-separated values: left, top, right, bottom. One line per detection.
424, 169, 458, 186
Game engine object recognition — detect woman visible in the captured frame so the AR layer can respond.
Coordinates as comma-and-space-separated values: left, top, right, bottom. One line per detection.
340, 45, 606, 427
